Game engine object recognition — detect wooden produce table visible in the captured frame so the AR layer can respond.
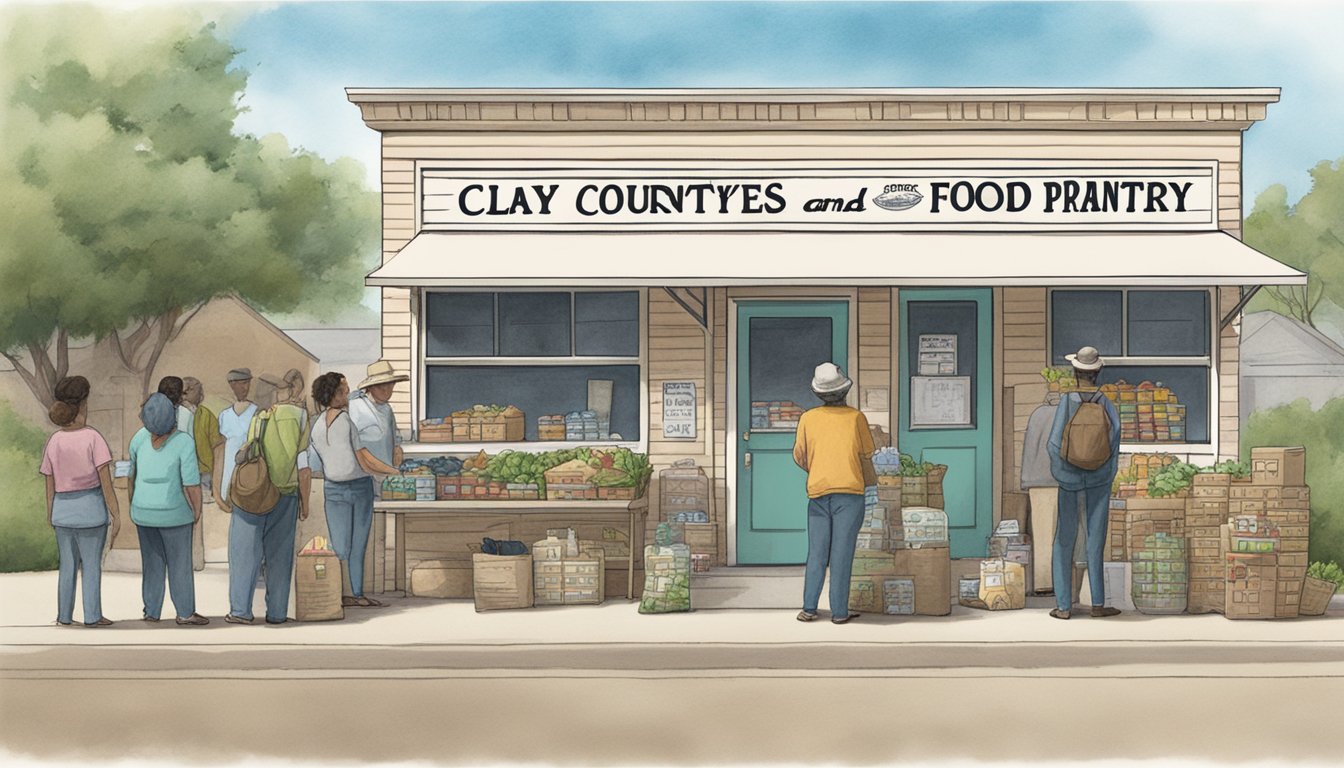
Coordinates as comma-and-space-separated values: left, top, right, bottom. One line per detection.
372, 496, 649, 600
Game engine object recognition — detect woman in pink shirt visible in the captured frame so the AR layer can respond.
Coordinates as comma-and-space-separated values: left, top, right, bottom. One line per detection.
40, 376, 122, 626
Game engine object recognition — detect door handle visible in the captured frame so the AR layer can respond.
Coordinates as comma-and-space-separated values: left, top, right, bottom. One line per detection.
742, 431, 750, 442
744, 452, 752, 469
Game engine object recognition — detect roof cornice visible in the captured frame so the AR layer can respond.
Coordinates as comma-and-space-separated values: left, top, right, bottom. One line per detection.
346, 87, 1279, 133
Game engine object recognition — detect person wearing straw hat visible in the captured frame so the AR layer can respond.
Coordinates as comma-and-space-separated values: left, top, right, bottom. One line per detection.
791, 362, 875, 625
349, 360, 410, 479
1046, 345, 1122, 620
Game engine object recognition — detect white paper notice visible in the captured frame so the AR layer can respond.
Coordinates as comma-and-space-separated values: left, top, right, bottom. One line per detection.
663, 382, 697, 439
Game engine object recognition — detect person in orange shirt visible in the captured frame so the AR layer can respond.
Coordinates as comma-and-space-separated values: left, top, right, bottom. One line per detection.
792, 362, 875, 624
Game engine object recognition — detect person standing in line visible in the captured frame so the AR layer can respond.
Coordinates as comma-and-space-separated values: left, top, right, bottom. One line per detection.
128, 393, 207, 625
348, 360, 409, 492
216, 368, 257, 508
156, 375, 186, 430
225, 369, 312, 625
309, 373, 402, 607
179, 377, 222, 494
791, 362, 876, 625
1047, 345, 1123, 620
40, 376, 121, 627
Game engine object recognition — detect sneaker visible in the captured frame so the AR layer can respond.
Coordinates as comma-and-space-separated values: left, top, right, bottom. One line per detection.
1049, 608, 1071, 620
142, 615, 160, 623
1090, 606, 1122, 618
831, 612, 858, 625
175, 613, 210, 626
224, 614, 253, 625
796, 610, 818, 623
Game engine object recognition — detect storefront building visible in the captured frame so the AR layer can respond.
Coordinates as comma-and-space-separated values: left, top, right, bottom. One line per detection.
345, 88, 1304, 587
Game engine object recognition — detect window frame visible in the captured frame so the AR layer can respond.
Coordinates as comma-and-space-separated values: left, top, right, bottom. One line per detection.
412, 287, 648, 452
1046, 287, 1217, 450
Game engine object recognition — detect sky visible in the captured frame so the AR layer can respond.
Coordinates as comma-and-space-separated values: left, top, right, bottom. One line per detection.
210, 0, 1344, 211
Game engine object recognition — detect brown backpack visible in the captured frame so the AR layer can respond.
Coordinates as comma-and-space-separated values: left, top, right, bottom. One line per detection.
229, 411, 280, 514
1060, 391, 1113, 471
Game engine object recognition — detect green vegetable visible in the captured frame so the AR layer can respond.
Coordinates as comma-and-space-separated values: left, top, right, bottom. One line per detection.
1148, 460, 1200, 498
1207, 460, 1251, 479
1307, 561, 1344, 589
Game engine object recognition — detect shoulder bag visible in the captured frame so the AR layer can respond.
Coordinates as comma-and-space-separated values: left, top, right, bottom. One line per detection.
230, 410, 281, 514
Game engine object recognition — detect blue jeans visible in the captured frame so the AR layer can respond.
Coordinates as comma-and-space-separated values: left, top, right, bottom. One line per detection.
55, 525, 107, 624
138, 523, 196, 620
802, 493, 865, 618
325, 477, 374, 597
1054, 485, 1111, 612
228, 494, 299, 622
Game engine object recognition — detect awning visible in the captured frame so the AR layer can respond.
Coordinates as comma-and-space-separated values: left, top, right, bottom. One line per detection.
367, 231, 1306, 288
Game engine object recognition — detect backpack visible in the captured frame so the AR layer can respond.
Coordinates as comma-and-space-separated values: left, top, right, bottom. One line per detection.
230, 411, 281, 515
1060, 391, 1113, 471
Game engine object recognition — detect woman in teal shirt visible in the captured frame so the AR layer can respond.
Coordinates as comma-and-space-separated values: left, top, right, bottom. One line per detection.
128, 393, 208, 625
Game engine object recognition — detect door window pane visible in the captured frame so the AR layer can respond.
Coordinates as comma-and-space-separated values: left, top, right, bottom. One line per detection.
906, 301, 978, 428
425, 364, 641, 441
425, 293, 494, 357
1052, 290, 1122, 364
1098, 366, 1210, 444
749, 317, 833, 428
498, 292, 571, 356
1127, 291, 1209, 356
575, 291, 639, 356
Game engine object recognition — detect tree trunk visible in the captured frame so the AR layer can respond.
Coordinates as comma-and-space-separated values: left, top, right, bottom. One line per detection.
1, 333, 69, 409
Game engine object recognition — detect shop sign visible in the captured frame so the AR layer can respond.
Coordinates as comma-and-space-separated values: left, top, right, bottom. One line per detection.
420, 163, 1217, 232
662, 382, 697, 439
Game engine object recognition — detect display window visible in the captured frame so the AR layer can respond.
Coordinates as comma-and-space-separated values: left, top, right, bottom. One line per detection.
420, 289, 645, 445
1049, 288, 1212, 445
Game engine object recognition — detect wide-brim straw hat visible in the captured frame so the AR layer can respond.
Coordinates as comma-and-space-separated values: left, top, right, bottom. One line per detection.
811, 362, 853, 394
1065, 346, 1105, 372
358, 360, 410, 390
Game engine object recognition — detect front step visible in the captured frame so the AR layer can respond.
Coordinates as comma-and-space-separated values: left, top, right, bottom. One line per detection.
691, 566, 821, 610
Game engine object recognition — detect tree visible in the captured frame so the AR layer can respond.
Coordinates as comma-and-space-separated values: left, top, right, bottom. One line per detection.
1244, 158, 1344, 331
0, 6, 377, 405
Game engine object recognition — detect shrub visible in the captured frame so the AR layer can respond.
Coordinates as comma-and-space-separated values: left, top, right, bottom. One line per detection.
0, 403, 57, 571
1244, 397, 1344, 567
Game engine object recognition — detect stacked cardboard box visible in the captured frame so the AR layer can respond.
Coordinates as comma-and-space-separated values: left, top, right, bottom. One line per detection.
987, 520, 1033, 594
1225, 552, 1279, 620
850, 482, 949, 616
1110, 496, 1186, 563
532, 535, 605, 605
857, 486, 893, 551
1186, 473, 1231, 614
1251, 447, 1310, 618
750, 401, 805, 430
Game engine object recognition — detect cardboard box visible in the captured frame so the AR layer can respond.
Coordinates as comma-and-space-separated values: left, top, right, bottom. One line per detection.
894, 546, 951, 615
472, 553, 534, 611
1224, 553, 1279, 620
1078, 561, 1134, 611
410, 559, 473, 599
851, 551, 898, 576
978, 559, 1026, 611
1250, 447, 1306, 487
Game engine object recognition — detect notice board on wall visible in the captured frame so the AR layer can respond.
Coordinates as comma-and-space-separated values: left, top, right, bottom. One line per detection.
910, 376, 972, 428
663, 382, 697, 439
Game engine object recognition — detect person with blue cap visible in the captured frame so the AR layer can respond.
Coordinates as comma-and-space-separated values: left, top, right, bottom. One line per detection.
128, 392, 208, 625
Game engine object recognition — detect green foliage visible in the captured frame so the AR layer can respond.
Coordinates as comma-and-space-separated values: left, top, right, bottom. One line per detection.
1208, 460, 1250, 479
1147, 460, 1200, 498
0, 404, 57, 572
897, 452, 936, 477
1307, 561, 1344, 589
0, 6, 378, 401
1244, 157, 1344, 330
1244, 398, 1344, 566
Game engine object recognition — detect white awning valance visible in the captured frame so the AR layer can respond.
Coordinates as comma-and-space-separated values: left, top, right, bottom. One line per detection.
366, 231, 1306, 288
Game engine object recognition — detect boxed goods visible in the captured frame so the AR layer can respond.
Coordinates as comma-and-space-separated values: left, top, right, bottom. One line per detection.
532, 534, 605, 605
1250, 447, 1306, 487
898, 507, 948, 549
978, 559, 1026, 610
381, 475, 418, 501
750, 400, 804, 430
883, 577, 916, 615
472, 553, 534, 611
848, 576, 882, 614
959, 577, 987, 609
418, 417, 454, 443
640, 544, 692, 613
446, 404, 525, 442
295, 537, 343, 622
537, 414, 567, 441
690, 554, 712, 573
1225, 552, 1278, 620
544, 458, 597, 500
661, 459, 711, 526
894, 546, 952, 616
1131, 532, 1187, 615
852, 551, 898, 576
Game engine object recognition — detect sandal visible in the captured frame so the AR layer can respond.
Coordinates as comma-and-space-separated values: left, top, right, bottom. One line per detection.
84, 617, 114, 627
796, 610, 818, 622
353, 596, 383, 607
1049, 608, 1071, 620
341, 596, 360, 607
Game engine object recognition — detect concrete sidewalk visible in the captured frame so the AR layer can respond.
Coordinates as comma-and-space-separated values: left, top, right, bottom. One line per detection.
2, 565, 1342, 675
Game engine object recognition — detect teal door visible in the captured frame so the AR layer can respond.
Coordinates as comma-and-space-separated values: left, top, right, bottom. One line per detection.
736, 300, 849, 564
898, 289, 994, 558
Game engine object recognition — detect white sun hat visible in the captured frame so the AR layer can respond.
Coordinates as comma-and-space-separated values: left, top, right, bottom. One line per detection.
1065, 346, 1105, 372
811, 362, 852, 394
